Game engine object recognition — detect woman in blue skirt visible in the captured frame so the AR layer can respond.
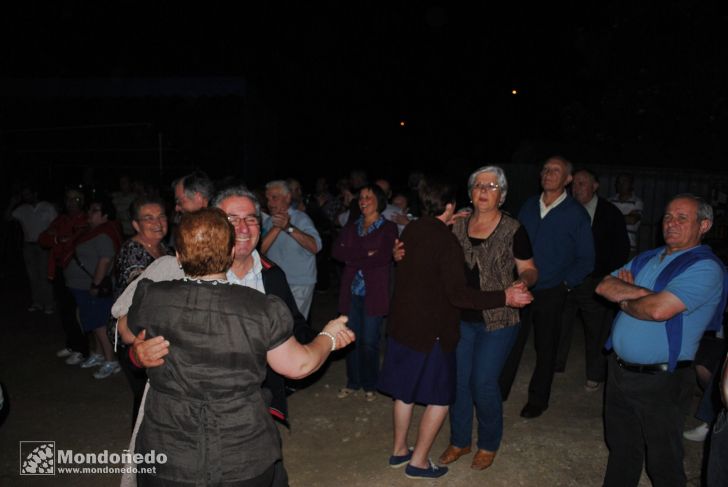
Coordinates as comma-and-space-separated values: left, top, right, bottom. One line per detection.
378, 179, 532, 480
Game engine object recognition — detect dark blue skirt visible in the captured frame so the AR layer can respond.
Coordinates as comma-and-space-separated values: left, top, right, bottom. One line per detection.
377, 337, 456, 406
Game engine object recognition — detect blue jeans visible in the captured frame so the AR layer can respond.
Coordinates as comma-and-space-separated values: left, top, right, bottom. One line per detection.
345, 295, 382, 391
450, 321, 520, 451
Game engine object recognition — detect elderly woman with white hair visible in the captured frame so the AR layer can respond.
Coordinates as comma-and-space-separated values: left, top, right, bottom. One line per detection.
438, 165, 538, 471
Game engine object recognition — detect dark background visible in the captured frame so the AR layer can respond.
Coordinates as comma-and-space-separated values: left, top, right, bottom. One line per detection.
1, 2, 727, 191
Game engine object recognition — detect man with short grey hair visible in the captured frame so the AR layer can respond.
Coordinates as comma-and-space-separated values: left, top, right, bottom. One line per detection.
597, 193, 726, 487
556, 168, 630, 390
499, 156, 595, 419
172, 171, 214, 215
262, 180, 322, 319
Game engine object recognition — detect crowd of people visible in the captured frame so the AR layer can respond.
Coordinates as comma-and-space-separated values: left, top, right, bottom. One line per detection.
4, 158, 727, 486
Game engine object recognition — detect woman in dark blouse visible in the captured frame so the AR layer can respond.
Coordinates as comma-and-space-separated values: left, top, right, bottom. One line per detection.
128, 208, 354, 486
438, 166, 538, 471
332, 184, 398, 402
378, 179, 533, 480
114, 195, 171, 426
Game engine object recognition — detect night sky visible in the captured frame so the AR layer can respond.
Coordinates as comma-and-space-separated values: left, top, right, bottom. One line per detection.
1, 3, 727, 189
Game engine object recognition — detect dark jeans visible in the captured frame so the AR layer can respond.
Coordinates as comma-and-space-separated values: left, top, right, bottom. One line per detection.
556, 276, 614, 381
500, 284, 568, 407
53, 270, 88, 356
603, 354, 694, 487
708, 409, 728, 487
450, 321, 520, 451
344, 294, 382, 391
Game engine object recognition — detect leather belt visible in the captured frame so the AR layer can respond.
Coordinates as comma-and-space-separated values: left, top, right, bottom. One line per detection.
616, 357, 693, 374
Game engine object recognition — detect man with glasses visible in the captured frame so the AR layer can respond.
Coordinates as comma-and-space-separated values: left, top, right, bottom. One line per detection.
499, 156, 595, 419
113, 185, 312, 487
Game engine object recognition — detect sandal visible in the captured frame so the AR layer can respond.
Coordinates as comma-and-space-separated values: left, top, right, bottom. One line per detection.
337, 387, 355, 399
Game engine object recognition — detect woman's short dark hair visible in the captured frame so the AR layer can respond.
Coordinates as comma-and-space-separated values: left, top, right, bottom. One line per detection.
175, 208, 234, 277
418, 179, 455, 217
90, 194, 116, 220
358, 184, 388, 214
129, 195, 166, 222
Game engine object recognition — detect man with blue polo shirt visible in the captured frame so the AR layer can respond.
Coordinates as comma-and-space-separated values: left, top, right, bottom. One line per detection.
596, 193, 727, 487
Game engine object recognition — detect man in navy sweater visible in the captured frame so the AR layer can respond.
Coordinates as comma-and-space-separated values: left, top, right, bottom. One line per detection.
499, 156, 595, 419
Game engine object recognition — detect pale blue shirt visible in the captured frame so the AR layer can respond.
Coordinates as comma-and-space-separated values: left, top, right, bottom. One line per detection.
262, 208, 321, 285
611, 247, 724, 364
226, 250, 265, 293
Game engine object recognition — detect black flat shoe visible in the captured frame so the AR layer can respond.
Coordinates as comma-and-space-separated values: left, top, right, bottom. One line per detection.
520, 403, 547, 419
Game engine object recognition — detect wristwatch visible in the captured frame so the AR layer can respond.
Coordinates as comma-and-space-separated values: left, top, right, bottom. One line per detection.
285, 224, 295, 234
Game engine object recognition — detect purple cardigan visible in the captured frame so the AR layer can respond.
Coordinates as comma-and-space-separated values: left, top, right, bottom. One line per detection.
332, 219, 398, 317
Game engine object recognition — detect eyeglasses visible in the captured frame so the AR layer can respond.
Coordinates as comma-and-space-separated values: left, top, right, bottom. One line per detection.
137, 215, 168, 223
227, 215, 260, 226
472, 182, 500, 192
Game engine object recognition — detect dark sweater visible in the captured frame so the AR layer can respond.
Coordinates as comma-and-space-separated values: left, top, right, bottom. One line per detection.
518, 194, 594, 290
591, 197, 630, 278
387, 216, 506, 353
332, 218, 399, 317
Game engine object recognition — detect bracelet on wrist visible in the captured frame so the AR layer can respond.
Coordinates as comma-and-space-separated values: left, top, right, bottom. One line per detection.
318, 331, 337, 351
128, 347, 143, 368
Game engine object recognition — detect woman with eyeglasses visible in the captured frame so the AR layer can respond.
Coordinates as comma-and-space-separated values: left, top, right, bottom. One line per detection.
438, 166, 538, 471
114, 195, 172, 425
63, 195, 122, 379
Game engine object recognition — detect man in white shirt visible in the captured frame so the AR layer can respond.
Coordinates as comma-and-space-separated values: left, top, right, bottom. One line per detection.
608, 173, 643, 256
8, 185, 57, 313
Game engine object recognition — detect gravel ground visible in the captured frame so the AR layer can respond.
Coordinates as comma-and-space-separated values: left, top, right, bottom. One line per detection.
0, 279, 706, 486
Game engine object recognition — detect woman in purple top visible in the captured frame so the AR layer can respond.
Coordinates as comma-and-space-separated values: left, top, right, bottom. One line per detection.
333, 184, 398, 401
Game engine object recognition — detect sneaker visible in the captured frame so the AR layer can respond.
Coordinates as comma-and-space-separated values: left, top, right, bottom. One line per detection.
79, 354, 105, 369
584, 380, 601, 392
43, 307, 55, 315
364, 391, 376, 402
337, 387, 356, 399
56, 348, 73, 358
683, 422, 710, 442
389, 448, 413, 468
405, 460, 448, 479
27, 304, 42, 312
93, 361, 121, 379
65, 352, 86, 365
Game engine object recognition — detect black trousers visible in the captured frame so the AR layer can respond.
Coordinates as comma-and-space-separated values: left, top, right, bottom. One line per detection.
556, 276, 614, 381
708, 409, 728, 487
603, 354, 694, 487
499, 284, 568, 407
118, 346, 148, 428
53, 270, 89, 356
